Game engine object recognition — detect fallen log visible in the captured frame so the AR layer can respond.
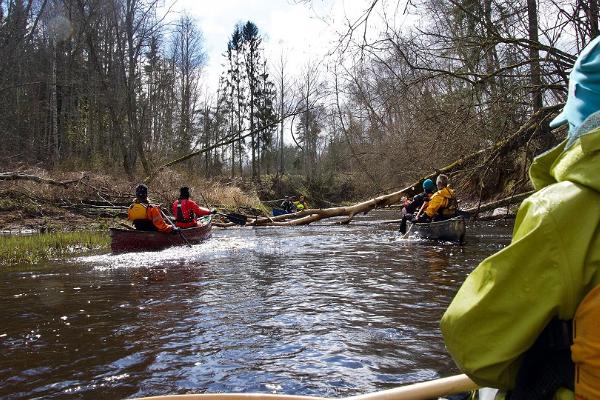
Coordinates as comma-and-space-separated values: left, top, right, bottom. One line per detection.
250, 189, 407, 226
0, 172, 85, 187
463, 191, 535, 217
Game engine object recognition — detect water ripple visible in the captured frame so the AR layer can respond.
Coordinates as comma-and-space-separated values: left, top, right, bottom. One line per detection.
0, 211, 512, 399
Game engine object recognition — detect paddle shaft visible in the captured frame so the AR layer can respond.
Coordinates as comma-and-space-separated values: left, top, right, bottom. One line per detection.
133, 374, 478, 400
401, 201, 427, 239
160, 209, 191, 246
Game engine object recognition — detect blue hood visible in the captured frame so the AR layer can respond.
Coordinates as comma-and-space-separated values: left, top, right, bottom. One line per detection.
551, 37, 600, 146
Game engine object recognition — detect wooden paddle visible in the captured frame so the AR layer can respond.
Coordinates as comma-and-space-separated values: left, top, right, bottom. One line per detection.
160, 209, 191, 247
132, 374, 478, 400
401, 202, 427, 239
347, 374, 477, 400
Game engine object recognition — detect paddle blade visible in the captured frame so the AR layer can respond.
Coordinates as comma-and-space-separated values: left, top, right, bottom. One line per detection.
399, 217, 407, 234
224, 213, 247, 225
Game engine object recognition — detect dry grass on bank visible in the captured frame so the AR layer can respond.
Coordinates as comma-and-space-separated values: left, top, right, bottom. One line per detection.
0, 167, 263, 232
147, 169, 262, 211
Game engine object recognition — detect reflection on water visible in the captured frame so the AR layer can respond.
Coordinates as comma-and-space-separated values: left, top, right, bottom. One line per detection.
0, 211, 514, 399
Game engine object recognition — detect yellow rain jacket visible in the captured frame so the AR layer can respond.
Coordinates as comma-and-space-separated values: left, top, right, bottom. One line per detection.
441, 125, 600, 399
424, 186, 456, 218
294, 200, 308, 211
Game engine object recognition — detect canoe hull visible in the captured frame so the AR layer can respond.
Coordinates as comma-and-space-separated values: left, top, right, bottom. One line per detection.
272, 208, 292, 216
110, 222, 212, 253
407, 216, 466, 243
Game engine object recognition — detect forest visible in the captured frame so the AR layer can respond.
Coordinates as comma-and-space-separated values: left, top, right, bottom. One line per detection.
0, 0, 596, 208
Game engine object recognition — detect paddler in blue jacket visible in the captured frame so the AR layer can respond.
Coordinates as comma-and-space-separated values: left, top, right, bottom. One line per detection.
441, 37, 600, 399
399, 179, 435, 234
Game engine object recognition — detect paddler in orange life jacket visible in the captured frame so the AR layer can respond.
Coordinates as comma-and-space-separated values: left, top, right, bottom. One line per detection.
441, 36, 600, 400
127, 184, 178, 234
171, 187, 214, 229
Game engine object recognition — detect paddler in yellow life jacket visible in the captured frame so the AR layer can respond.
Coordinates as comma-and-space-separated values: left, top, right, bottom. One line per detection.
441, 36, 600, 400
418, 174, 457, 222
294, 195, 308, 211
127, 184, 178, 234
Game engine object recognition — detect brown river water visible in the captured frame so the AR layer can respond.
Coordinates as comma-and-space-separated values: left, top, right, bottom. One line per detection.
0, 210, 513, 399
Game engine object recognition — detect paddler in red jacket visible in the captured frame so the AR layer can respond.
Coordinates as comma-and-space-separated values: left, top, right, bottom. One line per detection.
171, 187, 214, 228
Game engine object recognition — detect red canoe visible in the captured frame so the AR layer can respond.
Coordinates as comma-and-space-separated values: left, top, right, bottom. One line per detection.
109, 220, 212, 253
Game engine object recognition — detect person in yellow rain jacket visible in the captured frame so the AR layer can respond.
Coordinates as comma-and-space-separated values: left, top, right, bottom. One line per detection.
127, 184, 178, 234
441, 36, 600, 400
420, 174, 457, 222
294, 195, 308, 211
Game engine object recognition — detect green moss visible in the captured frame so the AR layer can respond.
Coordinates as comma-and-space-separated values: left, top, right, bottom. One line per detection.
0, 231, 110, 267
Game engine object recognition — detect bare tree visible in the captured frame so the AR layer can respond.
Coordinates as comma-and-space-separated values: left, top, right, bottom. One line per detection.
172, 13, 206, 155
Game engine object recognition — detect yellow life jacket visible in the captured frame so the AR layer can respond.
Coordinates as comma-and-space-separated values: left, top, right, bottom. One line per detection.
572, 284, 600, 399
430, 187, 458, 219
128, 201, 149, 221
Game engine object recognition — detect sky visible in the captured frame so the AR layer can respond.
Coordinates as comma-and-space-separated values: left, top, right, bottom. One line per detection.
164, 0, 404, 94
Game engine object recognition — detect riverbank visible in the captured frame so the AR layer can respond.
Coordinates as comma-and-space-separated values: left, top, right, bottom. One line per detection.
0, 168, 263, 233
1, 167, 521, 235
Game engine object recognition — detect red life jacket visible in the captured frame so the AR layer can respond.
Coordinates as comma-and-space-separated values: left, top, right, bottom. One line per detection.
172, 199, 210, 228
175, 199, 196, 227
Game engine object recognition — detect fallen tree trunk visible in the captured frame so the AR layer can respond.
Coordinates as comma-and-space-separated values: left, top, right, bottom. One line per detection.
247, 189, 536, 227
0, 172, 85, 187
250, 188, 536, 227
463, 191, 535, 216
248, 190, 407, 226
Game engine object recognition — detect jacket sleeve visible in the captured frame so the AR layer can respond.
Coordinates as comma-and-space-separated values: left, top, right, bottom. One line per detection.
440, 186, 582, 389
189, 200, 211, 217
148, 207, 173, 233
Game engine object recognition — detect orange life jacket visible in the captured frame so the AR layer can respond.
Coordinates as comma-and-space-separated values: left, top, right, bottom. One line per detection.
573, 284, 600, 399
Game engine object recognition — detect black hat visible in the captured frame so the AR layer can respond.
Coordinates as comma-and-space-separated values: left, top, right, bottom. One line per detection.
179, 186, 190, 199
135, 184, 148, 199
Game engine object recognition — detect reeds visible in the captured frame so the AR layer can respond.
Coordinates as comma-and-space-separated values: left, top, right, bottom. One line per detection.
0, 231, 109, 267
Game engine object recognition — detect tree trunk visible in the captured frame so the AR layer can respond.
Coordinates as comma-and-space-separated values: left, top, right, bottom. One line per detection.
527, 0, 543, 111
279, 69, 285, 175
590, 0, 600, 39
50, 43, 59, 166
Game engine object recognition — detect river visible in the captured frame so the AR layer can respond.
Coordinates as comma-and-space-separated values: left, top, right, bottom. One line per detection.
0, 211, 513, 399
